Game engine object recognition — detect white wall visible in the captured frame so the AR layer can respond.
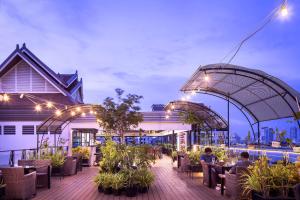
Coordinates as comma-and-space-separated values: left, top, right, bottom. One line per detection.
0, 121, 69, 151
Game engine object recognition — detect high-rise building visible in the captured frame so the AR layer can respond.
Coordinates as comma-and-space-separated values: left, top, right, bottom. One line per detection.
262, 127, 274, 145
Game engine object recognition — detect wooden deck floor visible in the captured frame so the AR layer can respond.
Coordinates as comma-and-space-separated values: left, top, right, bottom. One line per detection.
34, 156, 227, 200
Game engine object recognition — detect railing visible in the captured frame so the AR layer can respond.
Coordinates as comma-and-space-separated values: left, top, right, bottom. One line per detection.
227, 147, 300, 163
0, 146, 69, 166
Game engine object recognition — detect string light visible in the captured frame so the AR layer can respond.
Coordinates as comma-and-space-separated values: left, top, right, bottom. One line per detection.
171, 105, 175, 109
165, 115, 170, 119
181, 97, 186, 101
46, 101, 53, 108
167, 109, 171, 113
204, 75, 209, 82
76, 107, 81, 112
19, 94, 24, 99
55, 110, 62, 116
191, 90, 196, 95
81, 112, 86, 117
93, 111, 97, 114
71, 111, 76, 116
280, 4, 288, 17
35, 104, 42, 112
96, 119, 102, 123
186, 95, 191, 100
89, 110, 94, 114
3, 94, 9, 102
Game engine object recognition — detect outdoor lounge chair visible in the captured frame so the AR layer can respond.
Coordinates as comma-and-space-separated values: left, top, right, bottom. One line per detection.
18, 159, 51, 189
225, 167, 249, 200
63, 156, 77, 176
201, 162, 217, 188
0, 167, 36, 200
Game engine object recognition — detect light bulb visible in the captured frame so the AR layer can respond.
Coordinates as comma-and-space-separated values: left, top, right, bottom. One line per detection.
186, 95, 191, 100
71, 111, 76, 116
171, 105, 175, 109
46, 101, 53, 108
76, 107, 81, 112
3, 94, 9, 102
20, 94, 24, 99
165, 115, 170, 119
280, 5, 288, 17
204, 75, 209, 82
181, 97, 186, 101
89, 110, 94, 114
35, 104, 42, 112
81, 112, 86, 117
191, 90, 196, 95
55, 110, 62, 116
167, 110, 171, 113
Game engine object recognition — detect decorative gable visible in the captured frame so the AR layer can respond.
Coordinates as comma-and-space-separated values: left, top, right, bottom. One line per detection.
0, 60, 59, 93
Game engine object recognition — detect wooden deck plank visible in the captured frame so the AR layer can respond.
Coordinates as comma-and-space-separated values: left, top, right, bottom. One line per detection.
34, 156, 227, 200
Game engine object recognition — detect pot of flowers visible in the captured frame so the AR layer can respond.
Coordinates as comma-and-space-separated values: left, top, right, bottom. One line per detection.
102, 173, 113, 195
242, 157, 300, 200
125, 169, 138, 197
94, 173, 105, 192
136, 168, 155, 193
111, 173, 125, 196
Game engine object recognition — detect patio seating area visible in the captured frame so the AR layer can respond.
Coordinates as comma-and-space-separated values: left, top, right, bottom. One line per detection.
34, 156, 225, 200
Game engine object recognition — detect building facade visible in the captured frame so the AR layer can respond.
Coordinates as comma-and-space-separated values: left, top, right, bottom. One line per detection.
0, 44, 190, 154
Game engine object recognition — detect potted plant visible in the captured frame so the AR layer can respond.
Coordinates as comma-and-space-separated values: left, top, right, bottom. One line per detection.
136, 169, 154, 193
51, 151, 65, 175
111, 173, 125, 195
102, 173, 113, 194
81, 147, 91, 166
94, 173, 105, 192
242, 157, 300, 200
171, 151, 178, 162
124, 169, 139, 197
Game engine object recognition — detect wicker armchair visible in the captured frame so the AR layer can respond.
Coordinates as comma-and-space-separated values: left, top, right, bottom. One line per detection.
225, 167, 249, 200
18, 159, 51, 188
73, 153, 83, 172
63, 156, 77, 176
0, 167, 36, 200
34, 160, 51, 188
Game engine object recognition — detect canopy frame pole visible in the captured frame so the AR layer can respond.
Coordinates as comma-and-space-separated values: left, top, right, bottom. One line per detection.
227, 96, 230, 147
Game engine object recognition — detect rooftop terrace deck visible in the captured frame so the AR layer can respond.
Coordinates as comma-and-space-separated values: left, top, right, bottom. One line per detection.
34, 156, 226, 200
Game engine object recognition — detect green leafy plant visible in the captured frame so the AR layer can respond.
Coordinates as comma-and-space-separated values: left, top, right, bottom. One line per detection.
102, 173, 113, 189
188, 151, 201, 165
72, 146, 90, 159
136, 168, 155, 188
51, 151, 65, 167
94, 173, 105, 187
95, 88, 143, 143
171, 151, 178, 161
242, 157, 300, 198
111, 173, 126, 190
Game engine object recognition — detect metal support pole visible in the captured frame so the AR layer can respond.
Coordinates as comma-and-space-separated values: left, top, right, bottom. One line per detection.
257, 122, 260, 146
227, 97, 230, 147
210, 129, 213, 145
172, 130, 175, 151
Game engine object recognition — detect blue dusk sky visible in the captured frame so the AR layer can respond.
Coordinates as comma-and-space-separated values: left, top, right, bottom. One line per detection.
0, 0, 300, 137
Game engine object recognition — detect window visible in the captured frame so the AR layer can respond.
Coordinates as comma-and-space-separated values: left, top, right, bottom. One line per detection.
36, 125, 48, 134
0, 126, 1, 135
3, 126, 16, 135
22, 125, 34, 135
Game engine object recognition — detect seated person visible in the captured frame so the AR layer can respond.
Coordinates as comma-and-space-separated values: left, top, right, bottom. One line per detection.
200, 147, 217, 164
229, 152, 252, 174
